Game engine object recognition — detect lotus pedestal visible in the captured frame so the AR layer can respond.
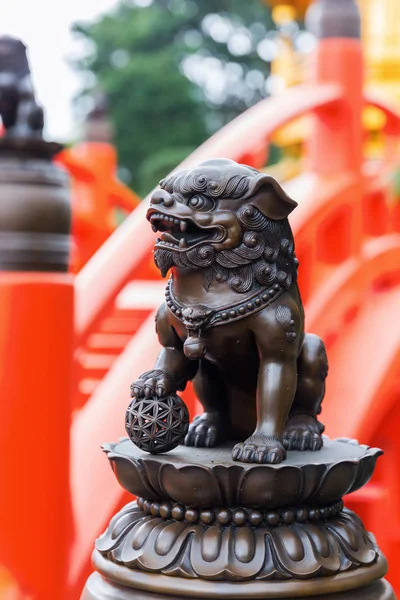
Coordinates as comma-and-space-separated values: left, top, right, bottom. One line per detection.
81, 438, 395, 599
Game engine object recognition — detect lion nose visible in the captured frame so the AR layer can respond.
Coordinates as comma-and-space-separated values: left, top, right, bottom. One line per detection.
151, 190, 175, 208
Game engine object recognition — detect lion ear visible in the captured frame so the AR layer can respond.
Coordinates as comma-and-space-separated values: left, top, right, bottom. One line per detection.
248, 175, 298, 220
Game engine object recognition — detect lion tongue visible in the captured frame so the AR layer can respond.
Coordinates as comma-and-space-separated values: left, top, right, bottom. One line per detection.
160, 232, 179, 244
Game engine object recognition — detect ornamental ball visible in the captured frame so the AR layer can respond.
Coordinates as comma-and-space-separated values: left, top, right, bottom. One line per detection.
125, 393, 189, 454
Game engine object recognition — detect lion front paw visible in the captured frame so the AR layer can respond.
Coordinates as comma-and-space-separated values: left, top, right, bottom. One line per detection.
232, 434, 286, 464
130, 369, 178, 399
283, 414, 324, 451
184, 413, 224, 448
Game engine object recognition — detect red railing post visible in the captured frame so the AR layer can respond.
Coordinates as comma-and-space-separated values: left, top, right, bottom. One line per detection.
56, 93, 140, 273
304, 0, 365, 276
306, 0, 363, 177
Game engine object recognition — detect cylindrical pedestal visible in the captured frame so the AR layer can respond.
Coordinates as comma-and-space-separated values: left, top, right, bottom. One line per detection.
83, 572, 395, 600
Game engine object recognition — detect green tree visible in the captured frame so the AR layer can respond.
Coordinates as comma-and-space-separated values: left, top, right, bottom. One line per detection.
72, 0, 277, 195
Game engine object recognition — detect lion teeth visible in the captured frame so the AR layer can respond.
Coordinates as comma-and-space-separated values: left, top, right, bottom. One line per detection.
179, 237, 187, 249
180, 221, 187, 232
151, 224, 157, 232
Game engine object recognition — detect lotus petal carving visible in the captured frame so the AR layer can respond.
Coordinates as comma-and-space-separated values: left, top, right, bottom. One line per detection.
96, 503, 378, 581
103, 437, 382, 508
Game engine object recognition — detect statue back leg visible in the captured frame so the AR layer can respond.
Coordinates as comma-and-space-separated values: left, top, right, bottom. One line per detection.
184, 360, 229, 448
284, 333, 328, 451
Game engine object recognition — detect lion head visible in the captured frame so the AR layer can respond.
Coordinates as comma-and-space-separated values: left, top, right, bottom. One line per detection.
147, 158, 299, 293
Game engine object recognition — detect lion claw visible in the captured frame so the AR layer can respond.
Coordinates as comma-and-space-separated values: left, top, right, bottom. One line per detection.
130, 371, 176, 400
283, 414, 324, 451
185, 414, 223, 448
232, 434, 286, 464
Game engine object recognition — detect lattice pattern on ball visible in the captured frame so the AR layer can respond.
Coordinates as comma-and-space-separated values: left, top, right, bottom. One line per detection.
125, 394, 189, 454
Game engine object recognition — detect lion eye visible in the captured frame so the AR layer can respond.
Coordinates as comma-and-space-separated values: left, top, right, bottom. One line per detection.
189, 196, 201, 207
188, 196, 214, 211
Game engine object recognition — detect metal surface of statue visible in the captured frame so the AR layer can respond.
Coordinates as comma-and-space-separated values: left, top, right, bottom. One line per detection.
81, 158, 395, 600
130, 159, 326, 464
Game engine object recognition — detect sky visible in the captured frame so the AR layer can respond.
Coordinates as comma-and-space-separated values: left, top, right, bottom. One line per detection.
1, 0, 119, 141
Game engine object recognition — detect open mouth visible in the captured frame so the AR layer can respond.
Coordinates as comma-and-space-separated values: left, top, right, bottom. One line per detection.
149, 212, 221, 249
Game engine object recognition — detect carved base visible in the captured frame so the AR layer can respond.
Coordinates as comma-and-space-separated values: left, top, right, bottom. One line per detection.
95, 502, 378, 581
81, 438, 393, 599
84, 504, 392, 597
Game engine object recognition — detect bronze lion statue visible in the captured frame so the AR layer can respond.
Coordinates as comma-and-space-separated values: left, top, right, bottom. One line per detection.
131, 159, 328, 464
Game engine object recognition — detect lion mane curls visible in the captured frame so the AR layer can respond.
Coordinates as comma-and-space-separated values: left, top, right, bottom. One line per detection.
213, 204, 299, 293
159, 169, 261, 201
155, 202, 298, 293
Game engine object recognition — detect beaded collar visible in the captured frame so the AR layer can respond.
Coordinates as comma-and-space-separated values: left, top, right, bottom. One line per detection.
165, 277, 283, 360
165, 277, 283, 329
164, 278, 283, 360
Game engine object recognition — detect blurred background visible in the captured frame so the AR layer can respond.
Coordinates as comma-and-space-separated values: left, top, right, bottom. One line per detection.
1, 0, 400, 598
3, 0, 315, 193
